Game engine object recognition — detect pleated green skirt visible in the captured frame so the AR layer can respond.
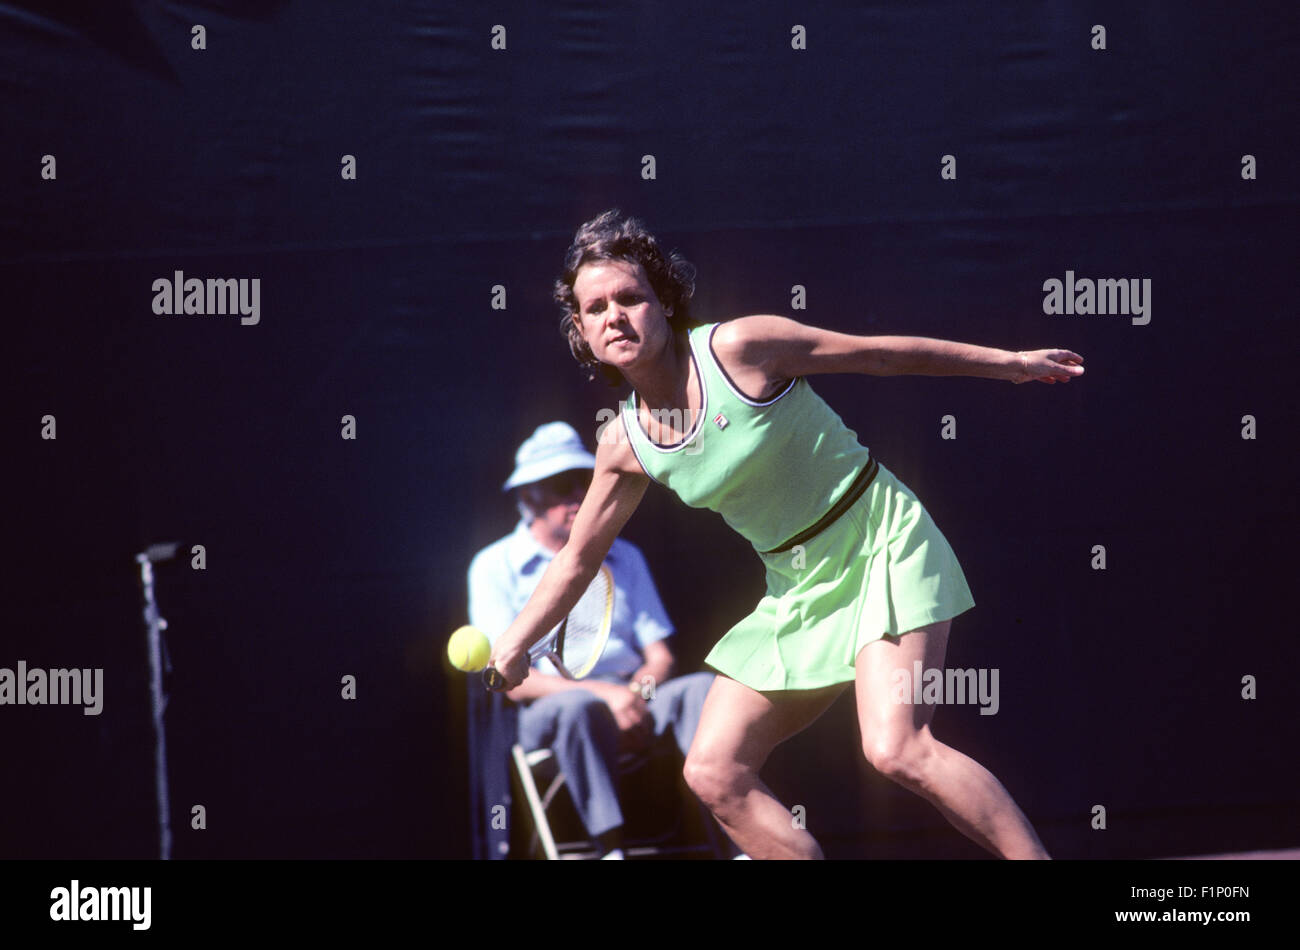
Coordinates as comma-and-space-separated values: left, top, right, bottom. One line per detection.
704, 460, 975, 691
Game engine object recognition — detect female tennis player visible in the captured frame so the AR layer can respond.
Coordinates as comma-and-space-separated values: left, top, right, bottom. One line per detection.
489, 210, 1080, 859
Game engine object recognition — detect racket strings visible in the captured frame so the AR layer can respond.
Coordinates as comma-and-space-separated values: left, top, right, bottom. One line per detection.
559, 570, 613, 673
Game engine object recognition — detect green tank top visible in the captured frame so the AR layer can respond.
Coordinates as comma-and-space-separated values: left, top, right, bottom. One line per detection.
620, 322, 872, 553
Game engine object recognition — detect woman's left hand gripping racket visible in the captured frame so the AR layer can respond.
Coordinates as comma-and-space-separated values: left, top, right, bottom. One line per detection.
483, 565, 615, 691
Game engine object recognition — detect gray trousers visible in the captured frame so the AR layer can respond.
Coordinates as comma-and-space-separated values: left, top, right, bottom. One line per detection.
517, 672, 714, 839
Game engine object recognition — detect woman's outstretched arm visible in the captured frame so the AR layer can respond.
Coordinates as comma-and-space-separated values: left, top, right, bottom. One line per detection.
713, 314, 1084, 387
487, 417, 650, 689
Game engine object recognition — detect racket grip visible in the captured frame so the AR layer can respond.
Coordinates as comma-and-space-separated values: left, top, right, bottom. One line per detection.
482, 666, 508, 691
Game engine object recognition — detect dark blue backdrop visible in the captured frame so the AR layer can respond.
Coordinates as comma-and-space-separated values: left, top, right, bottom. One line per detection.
3, 1, 1297, 859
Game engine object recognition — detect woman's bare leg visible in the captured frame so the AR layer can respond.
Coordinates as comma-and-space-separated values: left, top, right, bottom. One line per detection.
683, 675, 846, 859
855, 619, 1050, 859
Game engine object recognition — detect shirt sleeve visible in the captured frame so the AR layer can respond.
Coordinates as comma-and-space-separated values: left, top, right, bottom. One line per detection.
618, 542, 675, 649
467, 547, 519, 645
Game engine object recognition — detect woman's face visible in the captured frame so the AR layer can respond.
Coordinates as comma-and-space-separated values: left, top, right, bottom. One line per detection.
571, 259, 674, 375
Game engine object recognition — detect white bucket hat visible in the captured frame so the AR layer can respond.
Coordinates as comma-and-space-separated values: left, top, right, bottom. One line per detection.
503, 422, 596, 490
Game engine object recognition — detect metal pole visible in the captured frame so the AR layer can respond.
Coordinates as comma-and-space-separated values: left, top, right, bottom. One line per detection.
137, 553, 172, 860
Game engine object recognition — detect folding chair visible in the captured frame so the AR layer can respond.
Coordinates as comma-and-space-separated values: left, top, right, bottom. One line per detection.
509, 740, 727, 860
469, 676, 727, 860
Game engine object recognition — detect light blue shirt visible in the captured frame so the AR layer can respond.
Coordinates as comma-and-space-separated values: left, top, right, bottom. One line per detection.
467, 522, 674, 681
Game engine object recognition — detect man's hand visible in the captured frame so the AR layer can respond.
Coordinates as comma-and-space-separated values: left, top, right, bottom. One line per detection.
597, 682, 651, 750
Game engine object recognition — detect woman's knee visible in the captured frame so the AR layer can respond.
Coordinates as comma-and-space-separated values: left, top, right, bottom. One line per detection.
861, 728, 936, 787
682, 751, 750, 812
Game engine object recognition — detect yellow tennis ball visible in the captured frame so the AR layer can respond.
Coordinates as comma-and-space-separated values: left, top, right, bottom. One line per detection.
447, 625, 491, 673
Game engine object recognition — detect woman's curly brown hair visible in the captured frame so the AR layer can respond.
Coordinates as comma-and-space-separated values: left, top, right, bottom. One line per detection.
553, 210, 698, 387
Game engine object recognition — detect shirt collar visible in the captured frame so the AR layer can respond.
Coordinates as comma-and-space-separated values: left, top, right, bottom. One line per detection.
504, 519, 618, 576
503, 520, 545, 575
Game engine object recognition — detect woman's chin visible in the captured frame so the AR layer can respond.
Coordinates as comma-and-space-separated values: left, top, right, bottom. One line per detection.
599, 348, 638, 370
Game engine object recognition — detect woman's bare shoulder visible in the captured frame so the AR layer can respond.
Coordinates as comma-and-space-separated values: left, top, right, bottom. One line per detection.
594, 409, 648, 479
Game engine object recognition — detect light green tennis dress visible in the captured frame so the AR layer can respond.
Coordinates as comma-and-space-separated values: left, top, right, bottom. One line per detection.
620, 322, 975, 691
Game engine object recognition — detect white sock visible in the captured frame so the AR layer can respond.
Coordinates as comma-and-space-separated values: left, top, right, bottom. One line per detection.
600, 848, 625, 860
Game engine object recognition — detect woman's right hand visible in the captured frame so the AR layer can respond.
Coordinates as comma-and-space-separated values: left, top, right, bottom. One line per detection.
486, 641, 531, 692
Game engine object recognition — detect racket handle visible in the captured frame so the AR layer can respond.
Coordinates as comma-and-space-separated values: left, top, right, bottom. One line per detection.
482, 666, 508, 691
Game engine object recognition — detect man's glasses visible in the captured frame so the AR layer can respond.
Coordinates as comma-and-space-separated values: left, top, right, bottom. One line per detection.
528, 471, 592, 503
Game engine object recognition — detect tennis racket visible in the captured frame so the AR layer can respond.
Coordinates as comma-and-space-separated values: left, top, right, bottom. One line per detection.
483, 564, 615, 691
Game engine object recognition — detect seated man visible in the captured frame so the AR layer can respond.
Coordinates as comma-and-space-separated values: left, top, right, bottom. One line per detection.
468, 421, 714, 859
